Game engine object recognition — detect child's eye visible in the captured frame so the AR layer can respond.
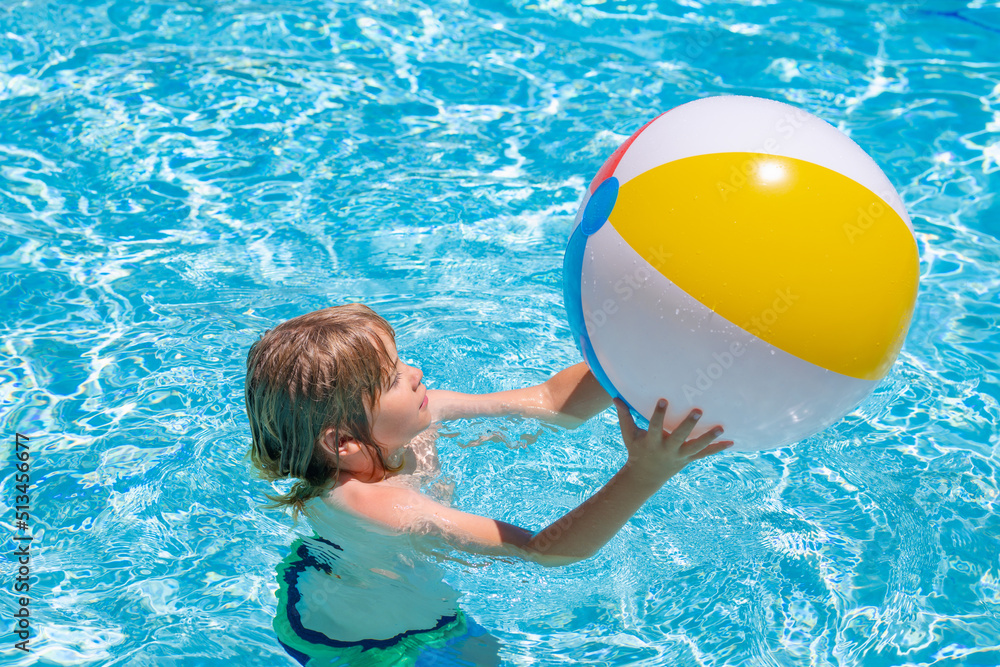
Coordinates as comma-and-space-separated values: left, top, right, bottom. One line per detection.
390, 372, 400, 388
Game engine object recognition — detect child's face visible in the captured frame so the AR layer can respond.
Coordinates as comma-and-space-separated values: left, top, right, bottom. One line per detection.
369, 332, 432, 452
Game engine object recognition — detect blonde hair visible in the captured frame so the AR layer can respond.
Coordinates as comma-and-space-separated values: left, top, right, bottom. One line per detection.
244, 304, 404, 518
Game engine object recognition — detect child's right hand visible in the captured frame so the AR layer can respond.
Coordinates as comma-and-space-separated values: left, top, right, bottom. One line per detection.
613, 397, 733, 485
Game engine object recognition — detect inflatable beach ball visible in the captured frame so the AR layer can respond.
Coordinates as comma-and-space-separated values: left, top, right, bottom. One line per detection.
563, 95, 919, 451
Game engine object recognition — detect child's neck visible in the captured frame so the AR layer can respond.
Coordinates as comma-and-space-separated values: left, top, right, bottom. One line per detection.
337, 446, 414, 485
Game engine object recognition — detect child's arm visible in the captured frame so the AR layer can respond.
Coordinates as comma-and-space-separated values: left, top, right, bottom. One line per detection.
428, 363, 611, 429
337, 398, 731, 566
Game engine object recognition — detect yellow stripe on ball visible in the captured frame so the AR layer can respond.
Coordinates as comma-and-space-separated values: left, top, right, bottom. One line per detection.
609, 152, 919, 381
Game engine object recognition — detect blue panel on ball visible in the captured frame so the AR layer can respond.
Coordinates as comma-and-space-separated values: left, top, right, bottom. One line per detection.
563, 221, 621, 404
580, 177, 619, 236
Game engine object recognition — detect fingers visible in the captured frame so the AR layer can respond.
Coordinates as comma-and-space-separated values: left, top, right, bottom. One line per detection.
613, 398, 637, 440
617, 398, 732, 460
689, 439, 734, 460
681, 425, 729, 457
650, 398, 668, 434
667, 407, 703, 443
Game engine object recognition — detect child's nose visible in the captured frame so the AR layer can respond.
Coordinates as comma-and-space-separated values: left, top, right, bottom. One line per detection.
412, 367, 423, 386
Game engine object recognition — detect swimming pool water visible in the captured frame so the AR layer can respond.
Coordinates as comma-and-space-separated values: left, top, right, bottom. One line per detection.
2, 0, 999, 664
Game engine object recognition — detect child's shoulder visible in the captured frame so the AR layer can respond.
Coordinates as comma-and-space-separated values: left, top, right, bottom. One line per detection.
327, 477, 431, 533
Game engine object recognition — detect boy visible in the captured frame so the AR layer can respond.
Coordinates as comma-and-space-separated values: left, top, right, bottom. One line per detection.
246, 304, 731, 664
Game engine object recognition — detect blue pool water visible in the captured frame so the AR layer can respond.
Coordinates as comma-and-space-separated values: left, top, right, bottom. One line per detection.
2, 0, 999, 664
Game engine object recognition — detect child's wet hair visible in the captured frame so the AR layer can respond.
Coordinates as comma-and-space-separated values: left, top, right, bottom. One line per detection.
245, 304, 404, 516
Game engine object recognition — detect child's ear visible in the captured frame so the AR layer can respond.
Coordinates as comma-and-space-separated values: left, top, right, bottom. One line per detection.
337, 437, 361, 458
320, 429, 360, 458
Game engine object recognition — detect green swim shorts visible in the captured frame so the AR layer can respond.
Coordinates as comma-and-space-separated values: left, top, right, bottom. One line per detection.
273, 536, 469, 667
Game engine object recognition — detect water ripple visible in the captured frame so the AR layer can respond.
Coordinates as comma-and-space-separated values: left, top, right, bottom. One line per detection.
2, 0, 1000, 665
